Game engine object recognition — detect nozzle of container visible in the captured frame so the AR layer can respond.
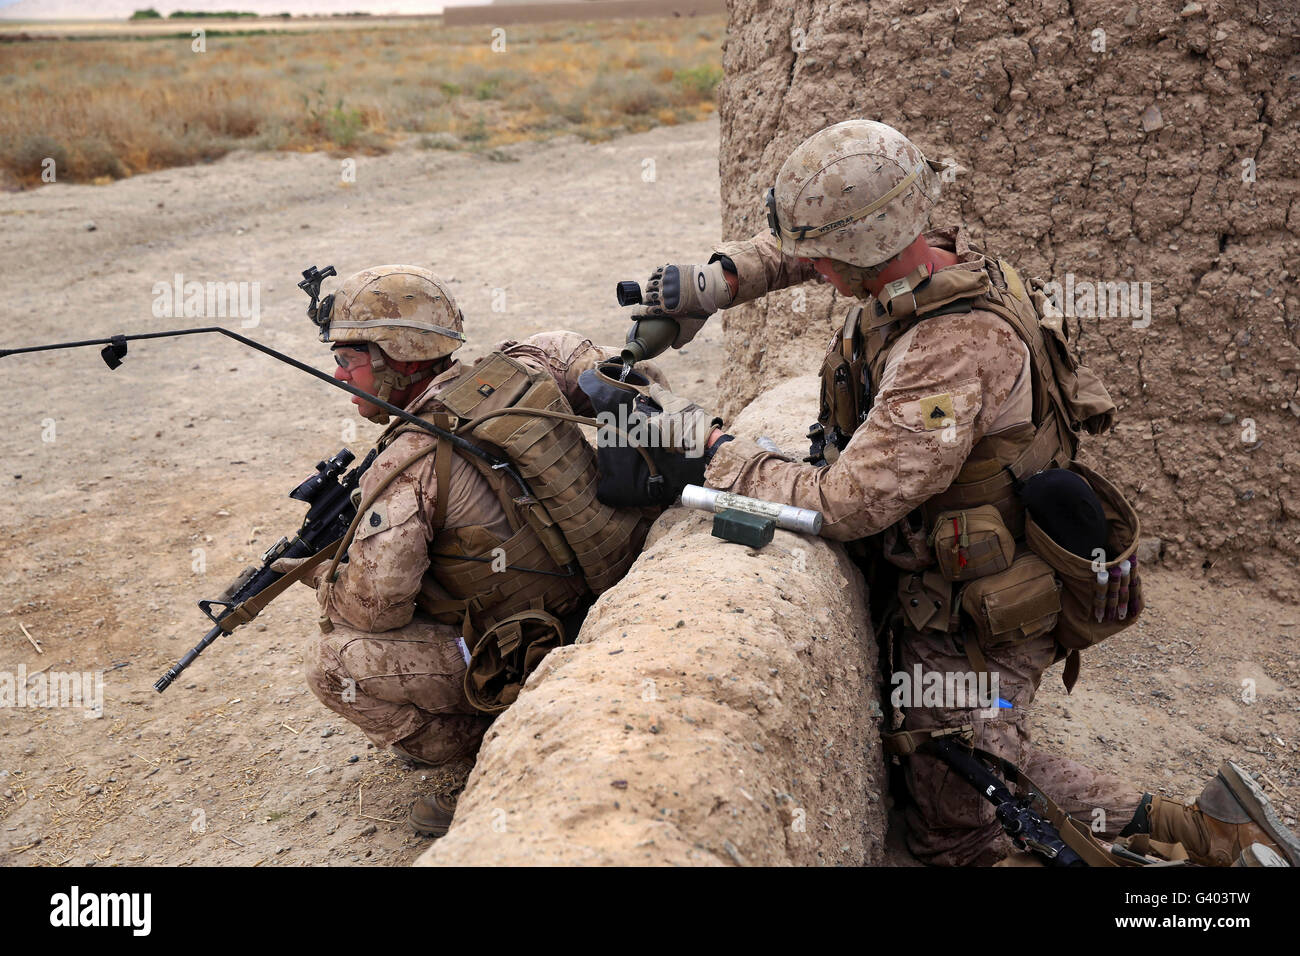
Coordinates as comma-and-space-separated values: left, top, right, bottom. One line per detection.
621, 315, 680, 366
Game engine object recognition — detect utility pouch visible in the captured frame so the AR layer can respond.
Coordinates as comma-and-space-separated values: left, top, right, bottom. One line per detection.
463, 609, 566, 714
1023, 460, 1143, 653
578, 361, 701, 507
960, 553, 1061, 649
929, 504, 1014, 582
898, 567, 953, 633
1024, 274, 1117, 436
809, 306, 869, 465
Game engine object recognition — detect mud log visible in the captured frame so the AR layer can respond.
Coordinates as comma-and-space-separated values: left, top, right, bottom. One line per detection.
417, 378, 886, 866
715, 0, 1300, 591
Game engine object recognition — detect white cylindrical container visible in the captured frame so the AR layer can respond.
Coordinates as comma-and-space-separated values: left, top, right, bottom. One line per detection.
680, 484, 823, 536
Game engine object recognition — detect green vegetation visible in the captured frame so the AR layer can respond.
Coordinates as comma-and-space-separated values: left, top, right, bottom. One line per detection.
167, 10, 259, 17
674, 65, 723, 98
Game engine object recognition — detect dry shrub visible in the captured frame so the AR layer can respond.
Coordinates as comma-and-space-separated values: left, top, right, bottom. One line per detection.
1, 135, 68, 180
0, 16, 727, 185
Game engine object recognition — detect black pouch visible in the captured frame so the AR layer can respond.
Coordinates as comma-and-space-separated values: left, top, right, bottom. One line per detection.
577, 361, 705, 507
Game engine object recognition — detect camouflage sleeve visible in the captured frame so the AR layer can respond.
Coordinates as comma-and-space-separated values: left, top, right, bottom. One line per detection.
702, 311, 1026, 541
497, 331, 669, 417
711, 230, 820, 306
315, 431, 440, 632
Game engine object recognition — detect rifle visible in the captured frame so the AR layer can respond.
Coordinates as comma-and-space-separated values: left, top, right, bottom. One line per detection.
152, 446, 375, 692
928, 736, 1087, 866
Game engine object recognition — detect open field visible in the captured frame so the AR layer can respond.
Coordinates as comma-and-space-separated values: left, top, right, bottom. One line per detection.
0, 15, 447, 38
0, 14, 726, 187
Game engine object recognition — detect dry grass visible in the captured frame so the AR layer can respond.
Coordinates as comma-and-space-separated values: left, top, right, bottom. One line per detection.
0, 17, 726, 187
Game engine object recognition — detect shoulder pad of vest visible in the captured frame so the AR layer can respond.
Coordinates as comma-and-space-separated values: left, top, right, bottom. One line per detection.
909, 266, 989, 319
433, 351, 534, 421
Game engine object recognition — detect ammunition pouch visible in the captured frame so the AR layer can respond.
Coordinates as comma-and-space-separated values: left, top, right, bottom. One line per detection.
809, 304, 871, 465
959, 552, 1061, 651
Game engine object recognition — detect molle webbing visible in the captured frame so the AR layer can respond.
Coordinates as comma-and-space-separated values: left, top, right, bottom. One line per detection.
865, 264, 990, 372
852, 259, 1072, 549
386, 351, 642, 638
922, 415, 1064, 538
975, 260, 1079, 461
438, 352, 644, 595
464, 372, 643, 594
420, 518, 584, 638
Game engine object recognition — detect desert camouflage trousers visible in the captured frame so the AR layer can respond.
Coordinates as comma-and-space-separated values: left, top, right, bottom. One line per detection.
899, 628, 1142, 866
305, 614, 492, 766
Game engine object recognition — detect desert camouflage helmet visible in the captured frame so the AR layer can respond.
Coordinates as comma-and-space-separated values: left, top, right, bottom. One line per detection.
765, 120, 949, 267
321, 265, 465, 361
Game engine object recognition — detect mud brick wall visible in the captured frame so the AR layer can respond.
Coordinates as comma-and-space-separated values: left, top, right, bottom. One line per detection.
417, 380, 886, 865
714, 0, 1299, 593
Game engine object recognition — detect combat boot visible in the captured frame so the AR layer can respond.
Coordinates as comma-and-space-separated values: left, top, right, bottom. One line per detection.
408, 791, 459, 838
1135, 762, 1299, 867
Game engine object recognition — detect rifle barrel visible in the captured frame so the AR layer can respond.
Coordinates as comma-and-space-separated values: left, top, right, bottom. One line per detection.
154, 622, 224, 693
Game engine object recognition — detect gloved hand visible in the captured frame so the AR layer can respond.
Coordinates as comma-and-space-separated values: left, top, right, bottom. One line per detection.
270, 556, 308, 574
645, 382, 723, 459
631, 262, 734, 348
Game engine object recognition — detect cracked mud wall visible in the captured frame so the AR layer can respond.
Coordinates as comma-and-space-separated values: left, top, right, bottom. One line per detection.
417, 383, 886, 866
715, 0, 1300, 593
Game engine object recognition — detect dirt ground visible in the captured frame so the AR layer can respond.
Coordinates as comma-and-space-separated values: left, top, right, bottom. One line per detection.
0, 118, 1295, 867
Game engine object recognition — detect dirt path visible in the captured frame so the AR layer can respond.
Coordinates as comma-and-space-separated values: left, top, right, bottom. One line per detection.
0, 120, 728, 866
0, 117, 1295, 867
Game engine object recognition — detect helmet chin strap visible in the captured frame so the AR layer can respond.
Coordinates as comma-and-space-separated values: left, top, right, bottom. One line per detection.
361, 342, 439, 424
831, 243, 929, 301
830, 260, 886, 299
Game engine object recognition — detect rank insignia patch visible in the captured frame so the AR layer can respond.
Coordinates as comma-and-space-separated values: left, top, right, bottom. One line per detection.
919, 393, 956, 430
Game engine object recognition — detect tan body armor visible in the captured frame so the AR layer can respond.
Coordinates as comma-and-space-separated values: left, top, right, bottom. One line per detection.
374, 351, 647, 633
816, 252, 1142, 688
317, 348, 656, 713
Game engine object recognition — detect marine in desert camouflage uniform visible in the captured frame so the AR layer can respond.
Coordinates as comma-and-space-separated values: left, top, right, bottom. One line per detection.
628, 120, 1299, 868
282, 265, 665, 836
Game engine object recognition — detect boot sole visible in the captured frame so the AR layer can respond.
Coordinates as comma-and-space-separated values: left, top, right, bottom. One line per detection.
1237, 843, 1289, 867
407, 814, 450, 838
1220, 762, 1300, 867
